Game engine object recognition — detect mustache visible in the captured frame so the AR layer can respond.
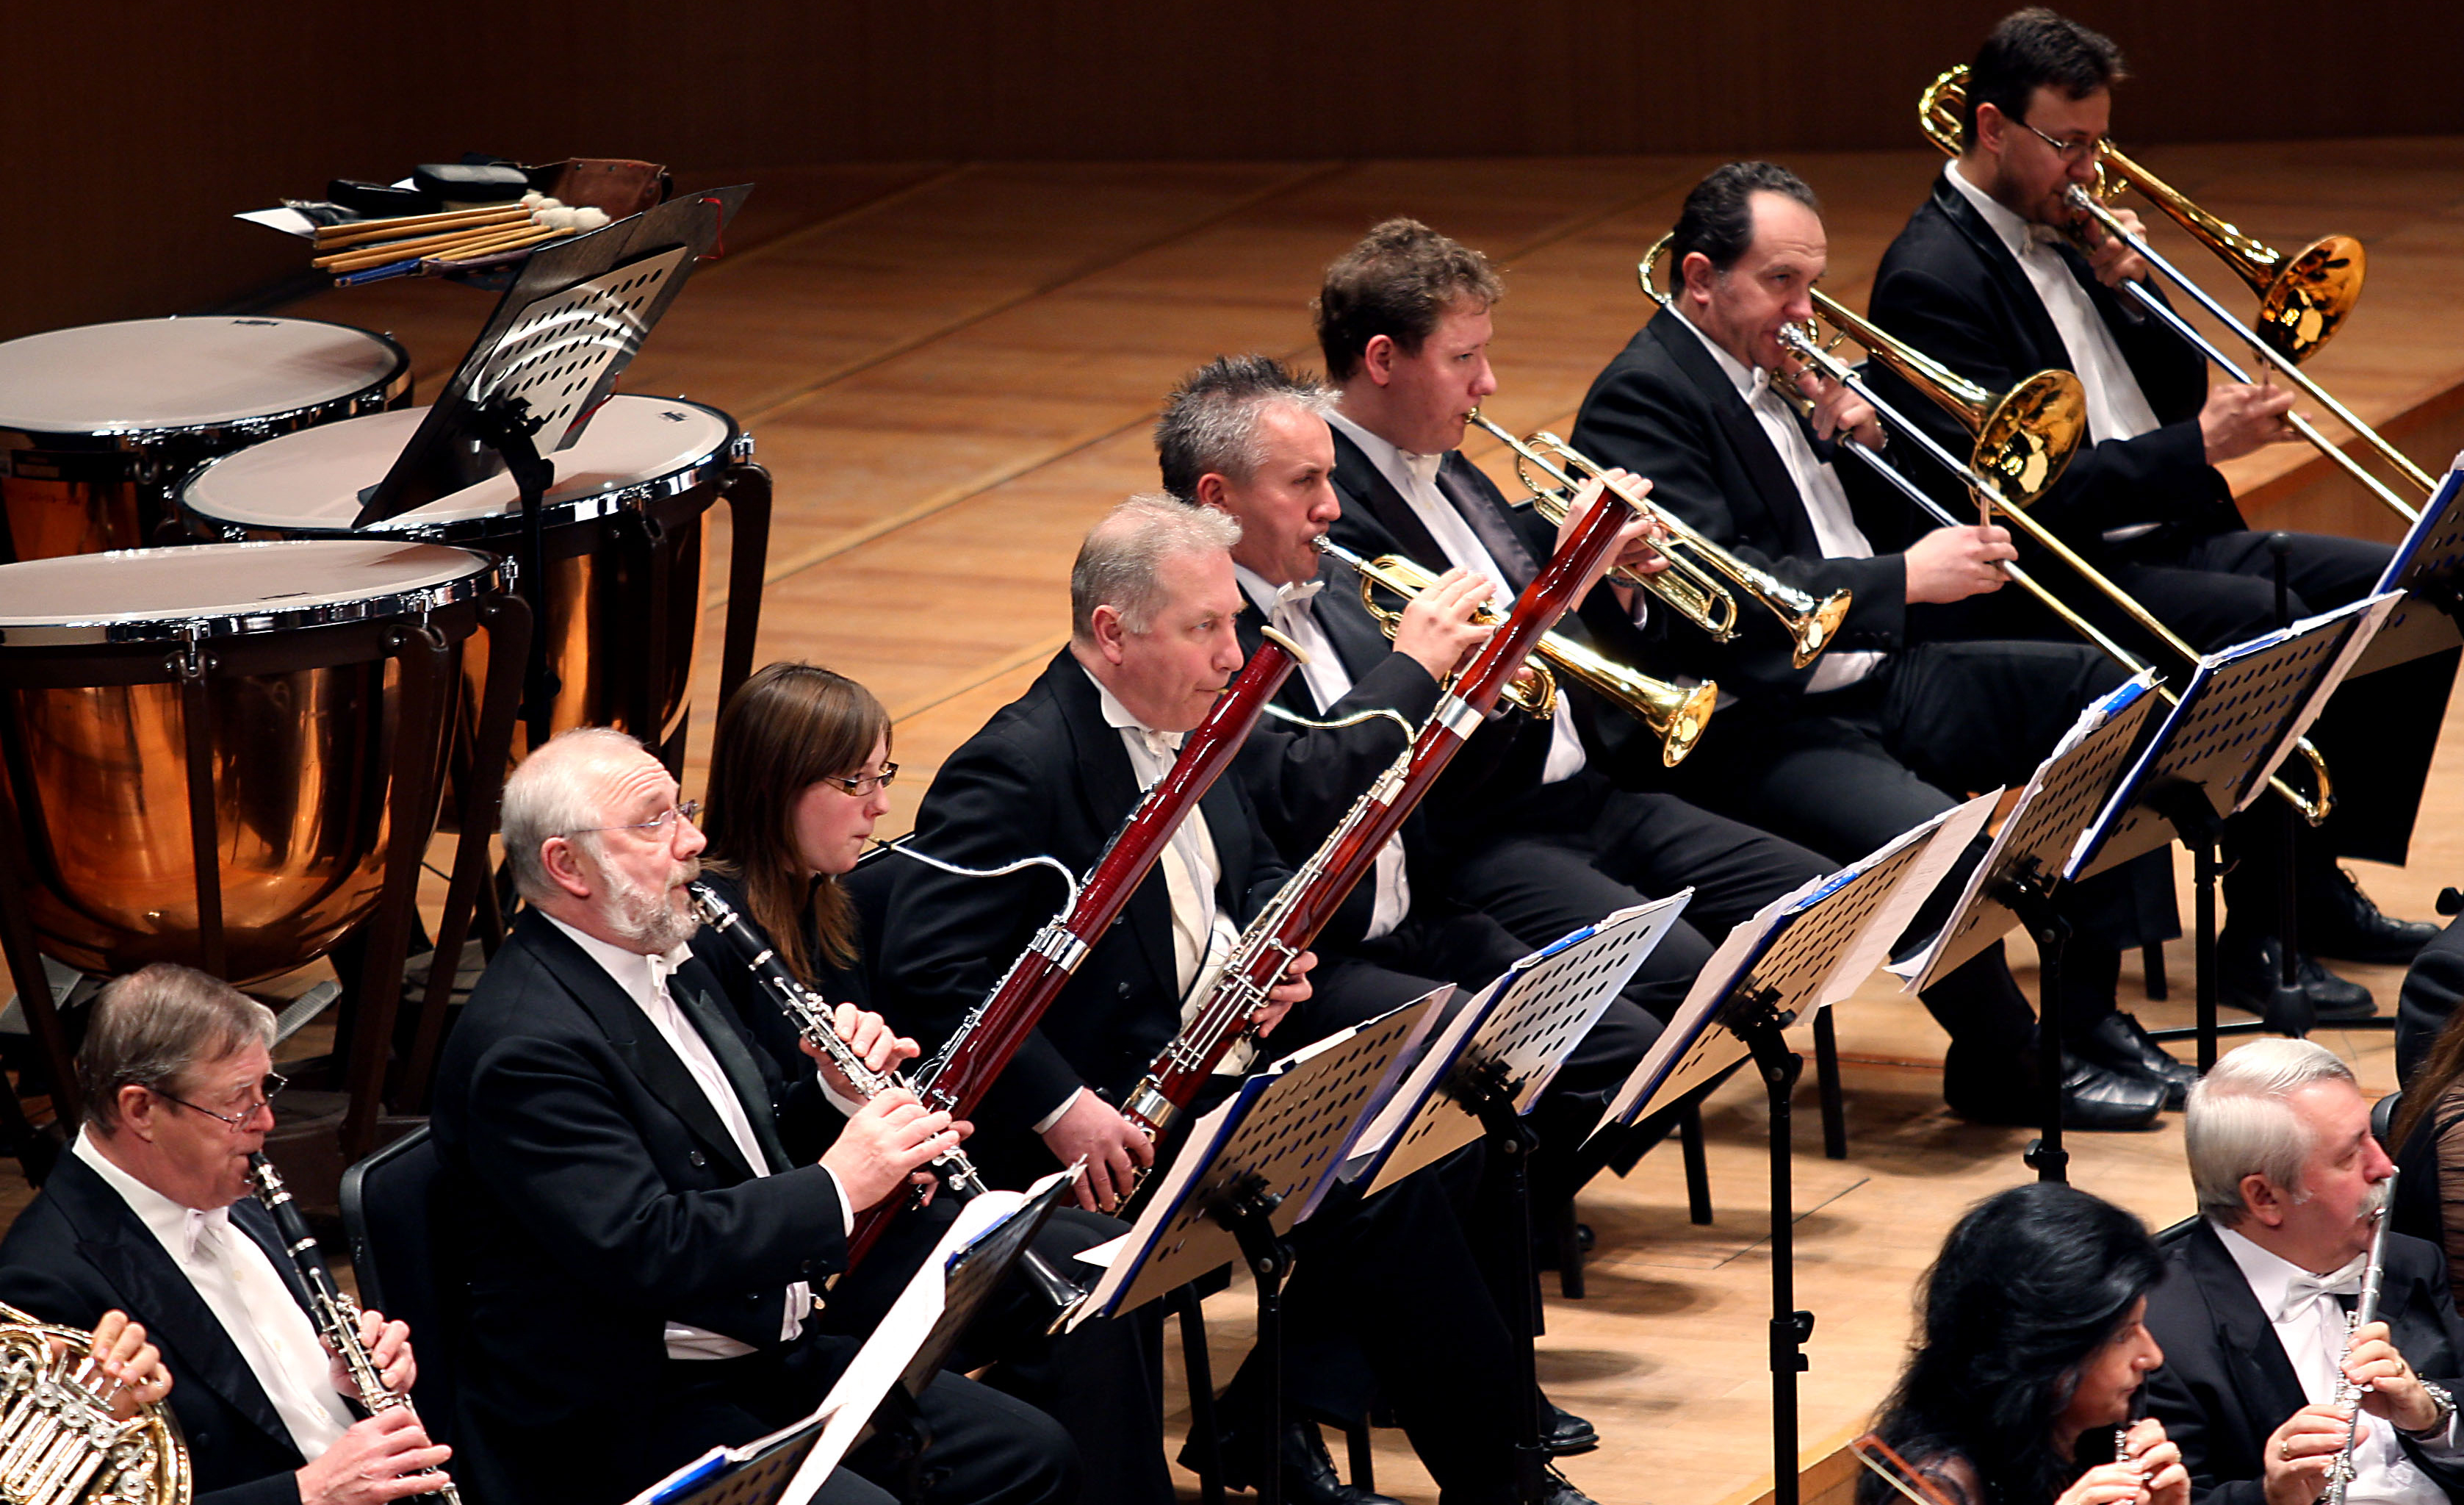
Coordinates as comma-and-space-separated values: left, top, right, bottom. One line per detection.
2363, 1177, 2394, 1220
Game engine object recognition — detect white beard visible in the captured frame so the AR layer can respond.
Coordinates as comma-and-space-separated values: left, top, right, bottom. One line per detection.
601, 859, 701, 954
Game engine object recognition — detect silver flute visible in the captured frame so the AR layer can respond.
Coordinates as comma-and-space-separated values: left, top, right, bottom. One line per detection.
2324, 1169, 2398, 1505
245, 1154, 461, 1505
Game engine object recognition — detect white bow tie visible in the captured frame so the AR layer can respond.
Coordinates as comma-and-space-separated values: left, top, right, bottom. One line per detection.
181, 1206, 231, 1262
1399, 450, 1444, 489
2278, 1257, 2368, 1323
1138, 727, 1182, 761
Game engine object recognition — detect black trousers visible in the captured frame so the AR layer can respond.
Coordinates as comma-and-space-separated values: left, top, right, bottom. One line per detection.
826, 1199, 1173, 1505
1670, 639, 2179, 1064
2000, 527, 2455, 904
641, 1335, 1078, 1505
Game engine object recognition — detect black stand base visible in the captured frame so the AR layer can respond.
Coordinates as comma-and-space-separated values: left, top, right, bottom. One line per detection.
1991, 870, 2072, 1185
1733, 994, 1811, 1505
1210, 1175, 1292, 1505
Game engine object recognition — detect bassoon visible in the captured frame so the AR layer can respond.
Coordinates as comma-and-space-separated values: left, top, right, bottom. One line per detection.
836, 628, 1303, 1267
1117, 486, 1639, 1147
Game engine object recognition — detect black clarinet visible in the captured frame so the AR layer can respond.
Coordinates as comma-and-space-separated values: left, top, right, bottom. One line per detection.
246, 1154, 461, 1505
688, 882, 1092, 1326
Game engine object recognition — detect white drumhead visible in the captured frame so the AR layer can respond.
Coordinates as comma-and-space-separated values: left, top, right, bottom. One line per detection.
0, 318, 404, 434
181, 395, 737, 533
0, 541, 489, 631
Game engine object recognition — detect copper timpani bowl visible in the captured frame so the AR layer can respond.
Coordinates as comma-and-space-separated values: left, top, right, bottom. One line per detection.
0, 316, 411, 560
179, 394, 747, 758
0, 539, 501, 981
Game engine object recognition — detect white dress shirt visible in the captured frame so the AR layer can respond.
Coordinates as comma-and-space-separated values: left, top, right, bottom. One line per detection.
1235, 562, 1411, 941
2213, 1220, 2464, 1504
1943, 160, 2164, 456
547, 916, 826, 1360
72, 1130, 356, 1459
1668, 308, 1886, 693
1329, 409, 1589, 785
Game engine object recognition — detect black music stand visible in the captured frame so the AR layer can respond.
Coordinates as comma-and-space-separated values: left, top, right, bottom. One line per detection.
1338, 896, 1688, 1505
2355, 464, 2464, 678
1600, 797, 1995, 1505
1070, 998, 1440, 1505
2071, 593, 2402, 1067
351, 186, 754, 747
1909, 673, 2166, 1182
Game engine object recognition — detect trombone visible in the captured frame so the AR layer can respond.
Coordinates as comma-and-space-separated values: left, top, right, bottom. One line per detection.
1314, 535, 1721, 766
1464, 411, 1852, 667
1754, 303, 2333, 823
1920, 66, 2429, 525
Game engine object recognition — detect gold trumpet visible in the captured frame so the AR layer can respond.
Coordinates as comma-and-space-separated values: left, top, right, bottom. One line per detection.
1640, 234, 2089, 511
1464, 412, 1851, 668
1760, 295, 2335, 822
1316, 536, 1721, 766
1920, 66, 2429, 524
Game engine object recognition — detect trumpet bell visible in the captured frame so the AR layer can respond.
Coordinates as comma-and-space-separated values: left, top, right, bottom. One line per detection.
1975, 369, 2089, 509
1656, 680, 1721, 766
2257, 234, 2366, 364
1794, 591, 1854, 669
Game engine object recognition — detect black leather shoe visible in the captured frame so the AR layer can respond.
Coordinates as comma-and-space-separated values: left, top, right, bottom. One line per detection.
1948, 1051, 2163, 1131
1537, 1467, 1602, 1505
2221, 930, 2375, 1023
2305, 865, 2441, 965
2070, 1012, 2200, 1110
1544, 1398, 1599, 1456
1206, 1420, 1399, 1505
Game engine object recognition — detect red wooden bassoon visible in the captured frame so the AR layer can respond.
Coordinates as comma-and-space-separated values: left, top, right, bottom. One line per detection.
1117, 486, 1640, 1141
840, 628, 1303, 1268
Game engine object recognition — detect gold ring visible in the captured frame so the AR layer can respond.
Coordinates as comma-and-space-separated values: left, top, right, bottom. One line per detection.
2280, 1439, 2294, 1462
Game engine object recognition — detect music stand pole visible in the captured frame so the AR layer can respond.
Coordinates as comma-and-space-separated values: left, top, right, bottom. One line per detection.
1733, 989, 1809, 1505
468, 398, 559, 750
1210, 1175, 1292, 1505
1992, 872, 2072, 1183
1454, 1059, 1553, 1504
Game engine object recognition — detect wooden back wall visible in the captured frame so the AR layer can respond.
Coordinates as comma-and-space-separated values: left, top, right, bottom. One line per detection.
4, 0, 2453, 341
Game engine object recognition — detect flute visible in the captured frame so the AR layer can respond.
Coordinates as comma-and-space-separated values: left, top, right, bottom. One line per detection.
245, 1154, 461, 1505
2324, 1169, 2397, 1505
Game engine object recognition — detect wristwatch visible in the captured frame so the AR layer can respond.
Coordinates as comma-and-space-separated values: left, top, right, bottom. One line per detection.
2402, 1379, 2457, 1439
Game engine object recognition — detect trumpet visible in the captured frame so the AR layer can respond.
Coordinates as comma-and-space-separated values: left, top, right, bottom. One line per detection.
1464, 411, 1851, 667
0, 1302, 187, 1505
1314, 536, 1720, 766
1920, 66, 2429, 525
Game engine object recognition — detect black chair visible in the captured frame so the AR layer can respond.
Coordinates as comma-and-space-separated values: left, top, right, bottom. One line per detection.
339, 1125, 464, 1440
2375, 1090, 2402, 1154
2156, 1215, 2200, 1247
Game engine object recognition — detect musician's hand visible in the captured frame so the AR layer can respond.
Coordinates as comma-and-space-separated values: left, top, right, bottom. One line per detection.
1392, 566, 1495, 682
295, 1407, 453, 1505
2118, 1418, 2188, 1505
1254, 950, 1316, 1037
78, 1310, 172, 1418
2261, 1402, 2352, 1505
2053, 1459, 2155, 1505
1904, 524, 2017, 604
2344, 1319, 2442, 1432
2084, 206, 2154, 287
1555, 474, 1668, 596
822, 1089, 965, 1213
1790, 364, 1887, 449
325, 1307, 415, 1402
799, 1002, 922, 1098
1040, 1093, 1154, 1213
2199, 381, 2298, 464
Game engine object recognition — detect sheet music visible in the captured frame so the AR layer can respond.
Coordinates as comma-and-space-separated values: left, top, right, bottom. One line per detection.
1909, 675, 2161, 991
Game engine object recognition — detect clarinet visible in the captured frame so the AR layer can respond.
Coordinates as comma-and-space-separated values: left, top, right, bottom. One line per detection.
687, 880, 1094, 1323
2324, 1168, 2399, 1505
1114, 481, 1643, 1163
834, 628, 1305, 1262
245, 1154, 461, 1505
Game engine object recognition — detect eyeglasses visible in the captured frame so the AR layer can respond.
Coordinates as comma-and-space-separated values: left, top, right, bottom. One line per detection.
566, 800, 702, 838
818, 764, 898, 798
2019, 118, 2105, 166
154, 1071, 287, 1129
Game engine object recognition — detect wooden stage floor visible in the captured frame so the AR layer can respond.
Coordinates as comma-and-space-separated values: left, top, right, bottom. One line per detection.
57, 141, 2464, 1503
